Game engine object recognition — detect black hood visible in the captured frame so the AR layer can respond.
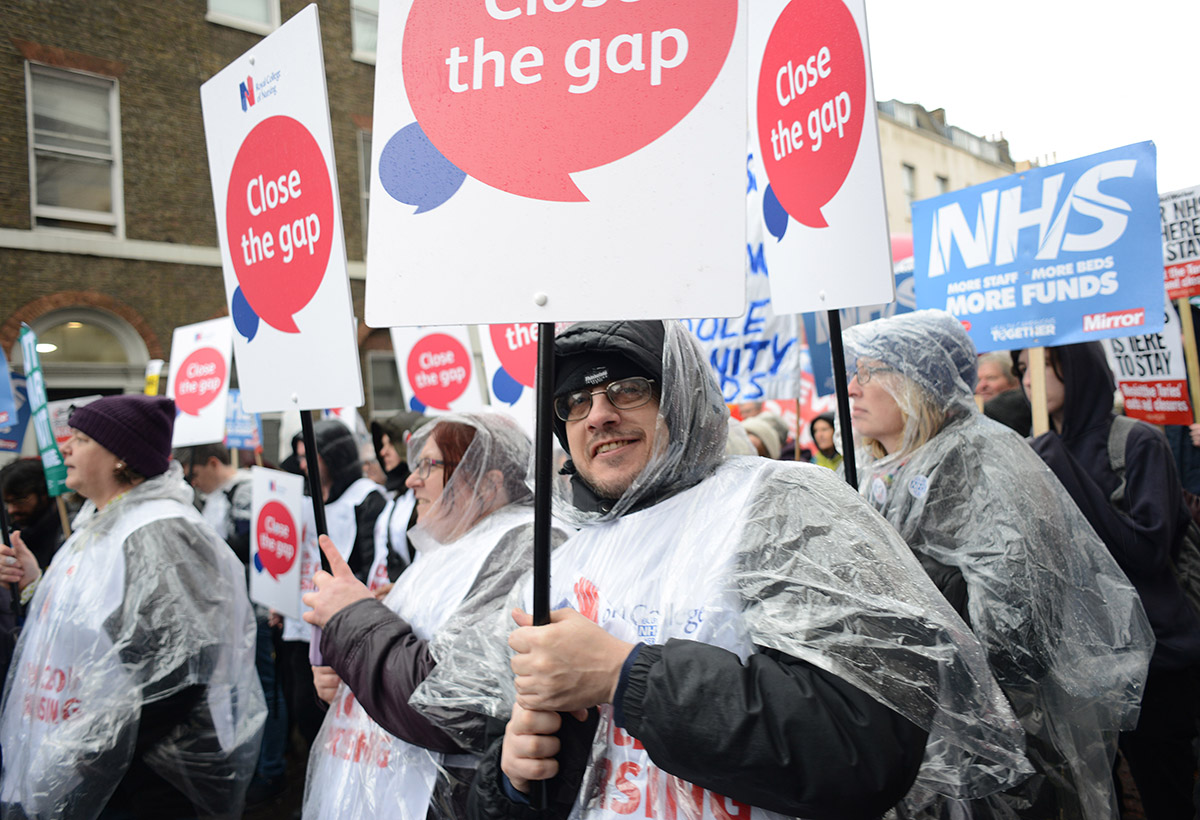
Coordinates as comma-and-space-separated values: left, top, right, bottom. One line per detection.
312, 419, 362, 503
1014, 342, 1114, 441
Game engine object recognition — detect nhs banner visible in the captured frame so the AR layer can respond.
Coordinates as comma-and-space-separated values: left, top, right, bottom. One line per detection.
913, 142, 1164, 352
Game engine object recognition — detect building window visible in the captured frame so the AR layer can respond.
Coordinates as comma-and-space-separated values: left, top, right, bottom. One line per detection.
367, 351, 403, 419
27, 64, 123, 236
936, 175, 950, 195
352, 0, 379, 63
358, 129, 372, 253
206, 0, 280, 35
902, 163, 916, 203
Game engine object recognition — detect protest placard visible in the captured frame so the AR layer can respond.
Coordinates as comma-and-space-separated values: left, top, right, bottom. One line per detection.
478, 323, 541, 435
390, 326, 487, 414
0, 375, 29, 454
913, 142, 1165, 353
1162, 185, 1200, 301
364, 0, 748, 326
749, 0, 894, 314
684, 148, 802, 403
1104, 300, 1192, 426
250, 466, 305, 619
18, 326, 66, 496
168, 317, 234, 447
0, 349, 15, 428
200, 5, 362, 414
224, 388, 263, 452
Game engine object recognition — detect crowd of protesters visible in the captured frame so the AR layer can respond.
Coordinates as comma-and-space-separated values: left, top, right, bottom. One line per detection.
0, 312, 1196, 820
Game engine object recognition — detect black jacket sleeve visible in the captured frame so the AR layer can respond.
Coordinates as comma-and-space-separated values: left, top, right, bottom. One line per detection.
321, 597, 463, 753
469, 641, 928, 820
348, 491, 388, 583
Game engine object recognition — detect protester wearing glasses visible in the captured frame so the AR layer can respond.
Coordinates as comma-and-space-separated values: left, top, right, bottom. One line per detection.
421, 320, 1038, 820
845, 310, 1153, 818
0, 395, 265, 819
299, 413, 568, 820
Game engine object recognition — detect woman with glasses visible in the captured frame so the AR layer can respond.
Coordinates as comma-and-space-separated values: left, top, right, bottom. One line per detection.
0, 395, 265, 819
300, 412, 568, 820
843, 310, 1152, 819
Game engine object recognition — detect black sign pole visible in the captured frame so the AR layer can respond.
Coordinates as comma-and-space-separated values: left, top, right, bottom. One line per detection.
301, 410, 331, 665
825, 310, 857, 489
529, 321, 556, 810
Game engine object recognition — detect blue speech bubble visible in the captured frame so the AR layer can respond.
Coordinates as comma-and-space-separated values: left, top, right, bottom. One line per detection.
491, 367, 523, 406
379, 123, 467, 214
763, 184, 789, 242
253, 552, 264, 572
409, 396, 427, 413
232, 286, 260, 342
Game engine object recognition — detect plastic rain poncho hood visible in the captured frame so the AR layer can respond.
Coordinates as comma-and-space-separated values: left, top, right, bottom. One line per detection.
414, 320, 1035, 816
844, 310, 1154, 819
0, 462, 266, 819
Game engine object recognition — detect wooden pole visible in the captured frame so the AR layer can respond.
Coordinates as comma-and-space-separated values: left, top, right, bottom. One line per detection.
1176, 297, 1200, 424
794, 398, 801, 460
1028, 347, 1050, 436
56, 496, 72, 540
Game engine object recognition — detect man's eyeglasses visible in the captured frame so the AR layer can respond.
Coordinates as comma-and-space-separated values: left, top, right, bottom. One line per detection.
554, 377, 656, 422
852, 365, 896, 386
413, 457, 446, 480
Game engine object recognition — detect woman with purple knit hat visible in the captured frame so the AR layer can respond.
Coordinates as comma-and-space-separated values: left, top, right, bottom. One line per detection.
0, 394, 266, 820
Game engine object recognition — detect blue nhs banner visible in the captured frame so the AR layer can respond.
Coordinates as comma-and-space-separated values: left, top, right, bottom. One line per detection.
913, 141, 1164, 353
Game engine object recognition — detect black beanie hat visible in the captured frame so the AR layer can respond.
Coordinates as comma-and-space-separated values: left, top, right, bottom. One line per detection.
69, 395, 176, 478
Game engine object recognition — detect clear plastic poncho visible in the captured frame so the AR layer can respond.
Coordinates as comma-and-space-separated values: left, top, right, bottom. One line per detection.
844, 309, 1154, 819
0, 462, 266, 819
304, 413, 564, 820
414, 320, 1034, 818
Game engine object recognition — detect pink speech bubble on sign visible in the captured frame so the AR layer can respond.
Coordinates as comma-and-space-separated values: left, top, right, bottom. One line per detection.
407, 333, 472, 410
174, 348, 227, 416
256, 500, 298, 580
756, 0, 865, 228
401, 0, 738, 202
226, 116, 334, 332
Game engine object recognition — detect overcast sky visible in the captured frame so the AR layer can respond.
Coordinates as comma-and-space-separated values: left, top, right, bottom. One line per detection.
863, 0, 1200, 194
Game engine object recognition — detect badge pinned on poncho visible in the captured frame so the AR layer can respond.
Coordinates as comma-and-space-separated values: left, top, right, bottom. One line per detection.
871, 477, 887, 505
908, 475, 929, 500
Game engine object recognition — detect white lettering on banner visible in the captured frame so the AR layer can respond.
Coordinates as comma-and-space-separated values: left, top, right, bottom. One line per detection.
926, 160, 1136, 277
1083, 307, 1145, 333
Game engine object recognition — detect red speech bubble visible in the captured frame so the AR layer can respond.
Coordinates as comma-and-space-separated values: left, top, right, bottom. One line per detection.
256, 500, 298, 580
174, 348, 227, 416
402, 0, 737, 202
756, 0, 865, 228
407, 333, 472, 410
226, 116, 334, 332
489, 323, 539, 387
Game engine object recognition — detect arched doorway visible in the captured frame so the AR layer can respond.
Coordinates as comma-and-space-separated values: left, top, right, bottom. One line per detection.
9, 307, 150, 400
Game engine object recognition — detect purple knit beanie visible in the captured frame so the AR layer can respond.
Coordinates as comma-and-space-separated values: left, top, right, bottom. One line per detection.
69, 395, 176, 478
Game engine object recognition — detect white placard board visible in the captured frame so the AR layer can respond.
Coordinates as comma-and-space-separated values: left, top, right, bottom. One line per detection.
364, 0, 748, 326
168, 317, 234, 447
249, 467, 305, 619
200, 4, 362, 413
390, 326, 488, 414
749, 0, 894, 313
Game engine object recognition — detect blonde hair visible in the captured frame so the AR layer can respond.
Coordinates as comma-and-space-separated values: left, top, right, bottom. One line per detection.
862, 375, 947, 460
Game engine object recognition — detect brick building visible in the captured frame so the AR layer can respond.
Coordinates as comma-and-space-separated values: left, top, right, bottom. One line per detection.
0, 0, 394, 458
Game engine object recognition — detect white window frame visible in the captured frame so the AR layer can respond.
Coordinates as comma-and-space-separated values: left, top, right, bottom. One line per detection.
205, 0, 280, 36
358, 129, 372, 255
366, 349, 404, 420
26, 63, 125, 238
902, 163, 916, 204
351, 0, 379, 65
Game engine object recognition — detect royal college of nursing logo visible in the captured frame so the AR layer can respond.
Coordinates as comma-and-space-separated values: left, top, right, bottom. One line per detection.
238, 75, 255, 112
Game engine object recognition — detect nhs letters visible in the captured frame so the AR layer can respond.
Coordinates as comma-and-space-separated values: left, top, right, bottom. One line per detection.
913, 142, 1164, 352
